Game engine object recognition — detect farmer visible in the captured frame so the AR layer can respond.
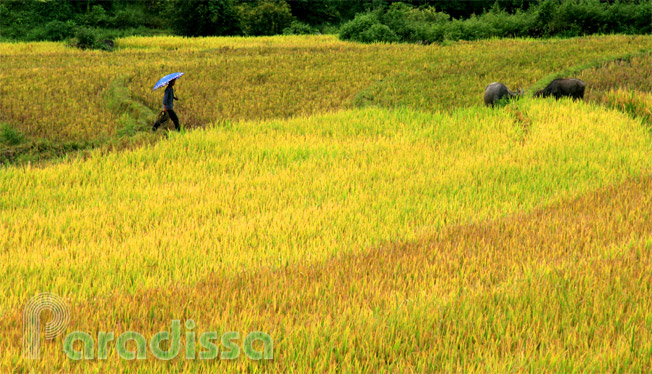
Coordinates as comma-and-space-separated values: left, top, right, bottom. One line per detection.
153, 78, 180, 131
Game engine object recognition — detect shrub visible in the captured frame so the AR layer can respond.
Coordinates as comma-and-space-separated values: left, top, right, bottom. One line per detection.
479, 9, 534, 38
339, 12, 381, 41
70, 27, 100, 50
534, 0, 556, 36
381, 3, 414, 40
237, 1, 293, 36
338, 0, 652, 45
550, 0, 606, 36
79, 5, 109, 28
443, 19, 464, 41
381, 3, 445, 43
605, 0, 652, 35
418, 6, 451, 24
28, 20, 77, 41
166, 0, 241, 37
340, 5, 447, 44
283, 21, 318, 35
320, 24, 340, 35
0, 123, 26, 146
456, 14, 496, 41
360, 23, 399, 43
110, 8, 146, 29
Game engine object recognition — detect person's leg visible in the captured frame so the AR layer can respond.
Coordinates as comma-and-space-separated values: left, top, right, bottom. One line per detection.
152, 111, 168, 131
168, 110, 180, 131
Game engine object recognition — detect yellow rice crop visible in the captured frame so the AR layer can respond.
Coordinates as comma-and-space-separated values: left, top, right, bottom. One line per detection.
579, 53, 652, 125
2, 97, 652, 372
1, 34, 651, 142
1, 35, 652, 373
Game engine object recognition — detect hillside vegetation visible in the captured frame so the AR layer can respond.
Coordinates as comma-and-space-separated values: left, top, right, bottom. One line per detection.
3, 0, 650, 43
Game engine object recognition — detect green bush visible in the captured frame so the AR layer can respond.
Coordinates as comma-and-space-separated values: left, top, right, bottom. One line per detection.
478, 9, 534, 38
0, 123, 26, 146
607, 0, 652, 34
79, 5, 109, 28
339, 13, 381, 41
27, 20, 77, 41
237, 1, 294, 36
340, 4, 456, 44
456, 15, 497, 41
339, 4, 455, 44
360, 23, 399, 43
165, 0, 241, 37
381, 3, 413, 40
70, 27, 100, 50
110, 7, 146, 29
338, 1, 652, 45
286, 0, 342, 26
283, 21, 318, 35
550, 0, 605, 36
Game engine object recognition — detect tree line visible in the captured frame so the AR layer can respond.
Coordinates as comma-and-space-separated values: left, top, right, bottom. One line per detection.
0, 0, 649, 46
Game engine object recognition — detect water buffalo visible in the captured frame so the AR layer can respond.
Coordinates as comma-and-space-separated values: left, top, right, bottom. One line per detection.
484, 82, 523, 107
534, 78, 585, 100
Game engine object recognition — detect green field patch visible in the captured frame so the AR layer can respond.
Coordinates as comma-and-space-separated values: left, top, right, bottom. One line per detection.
104, 76, 157, 136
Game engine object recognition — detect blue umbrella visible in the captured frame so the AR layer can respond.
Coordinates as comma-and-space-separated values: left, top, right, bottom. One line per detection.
152, 72, 184, 91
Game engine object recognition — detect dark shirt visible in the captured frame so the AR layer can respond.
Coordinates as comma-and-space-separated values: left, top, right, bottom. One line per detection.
163, 85, 174, 110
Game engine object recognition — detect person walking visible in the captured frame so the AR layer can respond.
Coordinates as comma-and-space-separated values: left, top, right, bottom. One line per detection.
153, 78, 181, 131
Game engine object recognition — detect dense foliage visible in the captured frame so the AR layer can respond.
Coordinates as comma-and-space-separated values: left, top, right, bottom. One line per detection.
340, 0, 652, 44
1, 0, 650, 45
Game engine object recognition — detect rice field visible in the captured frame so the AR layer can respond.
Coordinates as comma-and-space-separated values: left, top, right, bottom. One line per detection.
579, 53, 652, 125
1, 34, 652, 373
1, 34, 651, 142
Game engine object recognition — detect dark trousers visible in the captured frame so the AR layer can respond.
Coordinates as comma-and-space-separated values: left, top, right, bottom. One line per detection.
167, 109, 180, 131
153, 109, 180, 131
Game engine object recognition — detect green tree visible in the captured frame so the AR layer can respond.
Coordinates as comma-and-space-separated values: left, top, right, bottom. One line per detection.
209, 0, 242, 36
237, 1, 293, 36
166, 0, 240, 36
286, 0, 340, 26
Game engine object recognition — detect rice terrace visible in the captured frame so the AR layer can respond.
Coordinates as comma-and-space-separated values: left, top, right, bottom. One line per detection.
1, 0, 652, 373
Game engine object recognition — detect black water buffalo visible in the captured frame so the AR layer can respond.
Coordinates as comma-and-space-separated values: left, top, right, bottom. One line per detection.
534, 78, 586, 100
483, 82, 523, 107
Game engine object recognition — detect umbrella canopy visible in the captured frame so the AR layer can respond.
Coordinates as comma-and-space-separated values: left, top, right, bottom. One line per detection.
152, 72, 184, 91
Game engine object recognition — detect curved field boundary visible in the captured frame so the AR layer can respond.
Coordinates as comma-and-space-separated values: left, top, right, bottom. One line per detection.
2, 101, 650, 312
0, 77, 159, 165
351, 36, 652, 112
528, 49, 652, 95
4, 173, 651, 372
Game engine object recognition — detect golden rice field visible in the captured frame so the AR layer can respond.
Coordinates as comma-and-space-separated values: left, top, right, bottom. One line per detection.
1, 34, 651, 143
578, 53, 652, 124
1, 34, 652, 373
